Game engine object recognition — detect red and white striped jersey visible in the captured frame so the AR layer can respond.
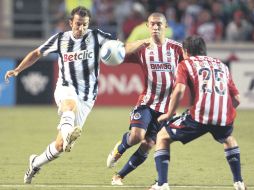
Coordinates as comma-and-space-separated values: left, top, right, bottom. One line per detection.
38, 29, 112, 102
176, 56, 239, 126
125, 39, 183, 113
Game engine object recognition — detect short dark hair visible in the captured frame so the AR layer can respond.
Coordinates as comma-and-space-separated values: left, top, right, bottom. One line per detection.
70, 6, 91, 21
183, 36, 207, 56
148, 12, 167, 23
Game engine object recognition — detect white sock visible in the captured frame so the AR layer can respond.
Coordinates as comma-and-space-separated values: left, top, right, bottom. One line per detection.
33, 141, 61, 168
59, 111, 75, 138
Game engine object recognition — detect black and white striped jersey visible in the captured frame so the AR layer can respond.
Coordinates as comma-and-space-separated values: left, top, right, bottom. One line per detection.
38, 29, 112, 101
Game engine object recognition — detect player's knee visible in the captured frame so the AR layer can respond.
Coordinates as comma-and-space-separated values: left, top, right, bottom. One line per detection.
61, 99, 77, 112
224, 135, 238, 148
129, 131, 145, 145
157, 128, 170, 144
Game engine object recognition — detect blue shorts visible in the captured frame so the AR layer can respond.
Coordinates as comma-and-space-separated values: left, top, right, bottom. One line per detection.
129, 105, 163, 142
164, 111, 233, 144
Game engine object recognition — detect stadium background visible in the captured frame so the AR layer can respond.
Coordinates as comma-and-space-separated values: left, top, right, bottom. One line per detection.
0, 0, 254, 108
0, 0, 253, 189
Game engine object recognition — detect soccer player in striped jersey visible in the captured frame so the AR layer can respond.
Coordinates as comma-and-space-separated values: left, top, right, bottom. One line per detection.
106, 12, 183, 185
149, 36, 246, 190
5, 6, 119, 184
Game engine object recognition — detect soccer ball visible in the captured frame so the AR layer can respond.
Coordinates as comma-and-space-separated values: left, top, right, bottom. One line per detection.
100, 40, 125, 66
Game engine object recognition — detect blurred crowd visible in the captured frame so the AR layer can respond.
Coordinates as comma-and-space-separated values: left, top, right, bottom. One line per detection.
5, 0, 254, 42
52, 0, 254, 42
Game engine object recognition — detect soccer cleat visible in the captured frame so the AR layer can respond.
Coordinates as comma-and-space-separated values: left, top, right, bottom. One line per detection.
234, 181, 247, 190
111, 173, 123, 185
148, 182, 170, 190
106, 141, 122, 168
24, 154, 40, 184
63, 126, 82, 152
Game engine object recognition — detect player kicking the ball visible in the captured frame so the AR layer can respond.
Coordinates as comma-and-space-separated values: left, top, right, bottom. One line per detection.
5, 6, 116, 184
5, 6, 153, 184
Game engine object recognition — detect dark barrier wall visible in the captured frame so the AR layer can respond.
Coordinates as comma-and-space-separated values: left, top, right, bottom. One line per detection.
16, 59, 54, 104
0, 58, 16, 106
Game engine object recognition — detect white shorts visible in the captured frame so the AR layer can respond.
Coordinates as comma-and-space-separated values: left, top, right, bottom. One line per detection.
54, 85, 95, 128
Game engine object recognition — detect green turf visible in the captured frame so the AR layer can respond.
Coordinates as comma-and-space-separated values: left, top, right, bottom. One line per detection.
0, 106, 253, 190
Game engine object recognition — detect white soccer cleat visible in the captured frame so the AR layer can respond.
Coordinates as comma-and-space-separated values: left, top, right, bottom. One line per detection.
148, 182, 170, 190
106, 141, 122, 168
111, 174, 123, 185
24, 154, 40, 184
234, 181, 247, 190
63, 126, 82, 152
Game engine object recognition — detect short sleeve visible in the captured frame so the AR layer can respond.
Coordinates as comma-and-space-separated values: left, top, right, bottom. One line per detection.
96, 29, 114, 46
228, 73, 239, 96
175, 61, 188, 85
38, 33, 59, 56
178, 47, 184, 63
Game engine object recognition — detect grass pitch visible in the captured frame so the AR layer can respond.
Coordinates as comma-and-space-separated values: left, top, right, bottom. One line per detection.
0, 106, 253, 190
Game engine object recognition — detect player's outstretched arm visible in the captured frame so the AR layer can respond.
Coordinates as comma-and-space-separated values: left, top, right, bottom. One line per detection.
125, 39, 150, 55
5, 49, 42, 82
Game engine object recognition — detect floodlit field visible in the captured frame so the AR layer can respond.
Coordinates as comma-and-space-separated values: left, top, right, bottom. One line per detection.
0, 106, 253, 190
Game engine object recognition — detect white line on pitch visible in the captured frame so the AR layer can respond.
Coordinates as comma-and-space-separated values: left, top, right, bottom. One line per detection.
0, 184, 253, 189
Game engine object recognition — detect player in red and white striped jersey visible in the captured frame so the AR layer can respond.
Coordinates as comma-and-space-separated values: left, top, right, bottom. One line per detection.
131, 38, 183, 113
107, 12, 183, 185
150, 36, 246, 190
177, 52, 238, 126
